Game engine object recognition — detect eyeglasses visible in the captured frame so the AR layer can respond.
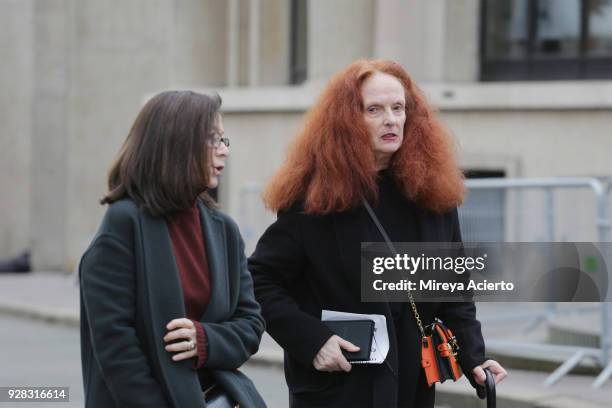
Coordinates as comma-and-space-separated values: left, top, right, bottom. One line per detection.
208, 133, 230, 148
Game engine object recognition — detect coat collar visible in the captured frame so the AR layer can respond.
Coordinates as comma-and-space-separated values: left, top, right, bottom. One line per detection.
197, 200, 230, 322
135, 202, 230, 405
138, 208, 202, 406
138, 201, 230, 323
332, 207, 365, 303
332, 207, 401, 378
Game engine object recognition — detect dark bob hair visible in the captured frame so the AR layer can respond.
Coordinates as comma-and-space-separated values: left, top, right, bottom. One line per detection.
101, 90, 222, 216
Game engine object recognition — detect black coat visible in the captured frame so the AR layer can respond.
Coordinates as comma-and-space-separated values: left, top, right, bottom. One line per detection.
80, 199, 266, 407
249, 203, 485, 408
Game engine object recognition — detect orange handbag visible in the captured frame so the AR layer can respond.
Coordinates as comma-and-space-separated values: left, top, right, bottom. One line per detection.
420, 318, 462, 386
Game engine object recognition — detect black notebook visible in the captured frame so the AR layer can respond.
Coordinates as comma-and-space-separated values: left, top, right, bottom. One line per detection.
323, 319, 375, 362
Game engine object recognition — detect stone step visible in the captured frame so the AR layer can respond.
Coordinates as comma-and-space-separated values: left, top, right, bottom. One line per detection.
547, 312, 601, 349
475, 303, 609, 374
486, 343, 601, 376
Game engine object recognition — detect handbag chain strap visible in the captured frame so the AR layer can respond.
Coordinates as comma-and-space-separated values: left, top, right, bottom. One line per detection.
361, 198, 426, 337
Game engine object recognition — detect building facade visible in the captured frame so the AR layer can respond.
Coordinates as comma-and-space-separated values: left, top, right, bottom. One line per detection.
2, 0, 612, 269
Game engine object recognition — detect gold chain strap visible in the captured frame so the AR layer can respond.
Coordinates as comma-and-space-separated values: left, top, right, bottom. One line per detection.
407, 289, 425, 337
362, 198, 427, 339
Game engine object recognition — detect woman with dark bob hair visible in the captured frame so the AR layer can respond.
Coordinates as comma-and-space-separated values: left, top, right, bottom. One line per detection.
80, 90, 266, 407
248, 60, 506, 407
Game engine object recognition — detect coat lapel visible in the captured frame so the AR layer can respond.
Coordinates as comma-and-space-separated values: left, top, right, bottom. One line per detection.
417, 208, 442, 242
332, 207, 399, 379
332, 208, 367, 304
138, 210, 203, 406
198, 202, 230, 322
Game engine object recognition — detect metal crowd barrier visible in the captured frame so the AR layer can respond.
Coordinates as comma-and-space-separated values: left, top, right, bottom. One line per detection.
462, 177, 612, 388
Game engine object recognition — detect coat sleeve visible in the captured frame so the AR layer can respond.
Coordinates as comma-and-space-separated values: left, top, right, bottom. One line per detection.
248, 209, 335, 367
436, 209, 487, 390
80, 233, 171, 407
200, 220, 266, 370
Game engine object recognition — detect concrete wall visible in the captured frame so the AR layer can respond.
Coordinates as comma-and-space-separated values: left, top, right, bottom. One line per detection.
171, 0, 227, 86
375, 0, 445, 82
259, 0, 290, 85
237, 0, 250, 86
308, 0, 375, 82
19, 0, 237, 270
3, 1, 612, 269
443, 0, 480, 82
221, 111, 304, 252
374, 0, 480, 82
449, 110, 612, 178
30, 0, 72, 271
12, 0, 229, 270
0, 0, 33, 259
65, 0, 175, 271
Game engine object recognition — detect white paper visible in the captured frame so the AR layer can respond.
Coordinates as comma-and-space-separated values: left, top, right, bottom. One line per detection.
321, 310, 389, 364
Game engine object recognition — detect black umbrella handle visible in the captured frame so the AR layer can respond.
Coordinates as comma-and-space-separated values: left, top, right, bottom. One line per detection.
483, 368, 496, 408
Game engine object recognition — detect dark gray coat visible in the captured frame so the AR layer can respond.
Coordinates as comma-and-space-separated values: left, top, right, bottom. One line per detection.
80, 199, 266, 407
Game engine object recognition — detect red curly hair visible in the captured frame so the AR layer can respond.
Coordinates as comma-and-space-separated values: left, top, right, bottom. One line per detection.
263, 59, 465, 215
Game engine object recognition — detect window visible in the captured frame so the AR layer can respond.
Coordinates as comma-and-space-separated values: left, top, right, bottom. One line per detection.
290, 0, 307, 84
460, 170, 506, 242
481, 0, 612, 80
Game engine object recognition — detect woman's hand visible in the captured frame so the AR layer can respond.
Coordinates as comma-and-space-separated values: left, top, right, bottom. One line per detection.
313, 335, 360, 372
164, 318, 197, 362
472, 359, 507, 385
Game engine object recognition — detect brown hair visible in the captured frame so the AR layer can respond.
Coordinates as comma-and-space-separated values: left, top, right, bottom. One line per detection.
263, 59, 465, 214
101, 90, 222, 216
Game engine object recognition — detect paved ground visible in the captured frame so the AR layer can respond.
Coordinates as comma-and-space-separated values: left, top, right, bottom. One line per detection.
1, 272, 612, 407
0, 314, 290, 407
0, 314, 84, 407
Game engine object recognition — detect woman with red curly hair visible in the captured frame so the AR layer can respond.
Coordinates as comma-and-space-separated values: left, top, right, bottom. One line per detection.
249, 60, 506, 407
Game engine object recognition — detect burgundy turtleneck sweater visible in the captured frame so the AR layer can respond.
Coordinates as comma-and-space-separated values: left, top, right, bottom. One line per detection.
166, 203, 211, 369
